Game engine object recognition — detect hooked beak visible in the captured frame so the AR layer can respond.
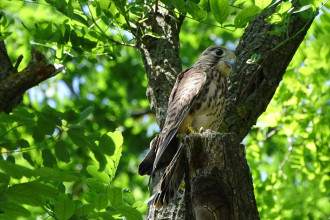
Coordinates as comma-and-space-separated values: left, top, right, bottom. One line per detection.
224, 58, 235, 67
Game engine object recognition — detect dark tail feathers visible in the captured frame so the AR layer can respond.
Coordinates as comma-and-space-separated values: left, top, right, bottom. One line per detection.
154, 144, 184, 208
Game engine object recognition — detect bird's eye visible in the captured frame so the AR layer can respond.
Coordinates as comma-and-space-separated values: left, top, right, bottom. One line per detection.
215, 49, 225, 57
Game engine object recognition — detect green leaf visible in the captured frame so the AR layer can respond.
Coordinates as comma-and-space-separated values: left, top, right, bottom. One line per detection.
108, 131, 123, 148
186, 2, 207, 20
35, 167, 79, 182
276, 2, 292, 14
255, 0, 272, 10
36, 113, 56, 135
108, 187, 123, 207
104, 131, 123, 179
0, 172, 10, 184
0, 160, 36, 179
0, 172, 10, 192
55, 141, 71, 163
86, 178, 106, 193
210, 0, 230, 25
5, 182, 58, 207
99, 133, 115, 156
0, 32, 12, 41
75, 204, 95, 217
87, 165, 110, 184
122, 189, 136, 206
67, 127, 92, 148
22, 152, 34, 166
54, 194, 75, 220
79, 106, 94, 122
265, 13, 283, 24
91, 147, 107, 171
114, 205, 142, 220
5, 183, 45, 206
32, 125, 45, 143
16, 139, 30, 148
171, 0, 186, 13
234, 5, 261, 28
98, 0, 111, 10
67, 0, 73, 17
25, 181, 59, 197
0, 202, 31, 218
42, 149, 57, 167
94, 193, 109, 210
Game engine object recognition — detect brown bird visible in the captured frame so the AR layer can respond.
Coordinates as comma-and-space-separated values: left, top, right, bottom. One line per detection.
138, 45, 236, 208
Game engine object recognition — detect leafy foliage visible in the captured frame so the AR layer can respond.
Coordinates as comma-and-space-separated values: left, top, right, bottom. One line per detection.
0, 0, 329, 219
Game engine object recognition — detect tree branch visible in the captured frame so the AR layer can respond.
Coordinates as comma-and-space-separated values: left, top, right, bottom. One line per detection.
0, 48, 64, 113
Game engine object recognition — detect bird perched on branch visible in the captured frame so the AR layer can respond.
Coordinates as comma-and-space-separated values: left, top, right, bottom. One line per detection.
138, 45, 236, 208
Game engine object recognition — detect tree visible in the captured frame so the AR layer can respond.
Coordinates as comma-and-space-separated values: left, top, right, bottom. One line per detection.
0, 0, 329, 219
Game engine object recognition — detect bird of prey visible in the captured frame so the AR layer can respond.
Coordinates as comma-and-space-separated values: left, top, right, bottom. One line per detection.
138, 45, 236, 208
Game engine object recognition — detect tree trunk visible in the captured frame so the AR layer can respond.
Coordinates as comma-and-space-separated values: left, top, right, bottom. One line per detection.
184, 132, 258, 220
137, 3, 314, 219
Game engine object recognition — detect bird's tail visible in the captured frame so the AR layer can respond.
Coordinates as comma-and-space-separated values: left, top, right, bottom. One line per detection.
154, 143, 185, 208
138, 134, 161, 176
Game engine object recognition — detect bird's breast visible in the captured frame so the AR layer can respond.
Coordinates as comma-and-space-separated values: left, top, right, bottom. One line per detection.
183, 70, 227, 132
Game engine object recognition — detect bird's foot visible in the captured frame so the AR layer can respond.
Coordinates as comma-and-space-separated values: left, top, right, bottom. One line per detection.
180, 182, 186, 190
199, 127, 204, 133
186, 124, 196, 134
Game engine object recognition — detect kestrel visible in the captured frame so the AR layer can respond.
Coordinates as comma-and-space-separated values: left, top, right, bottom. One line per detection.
138, 46, 236, 208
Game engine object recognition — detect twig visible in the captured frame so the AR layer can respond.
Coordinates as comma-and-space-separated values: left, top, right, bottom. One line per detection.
278, 136, 294, 178
0, 122, 34, 139
13, 55, 23, 72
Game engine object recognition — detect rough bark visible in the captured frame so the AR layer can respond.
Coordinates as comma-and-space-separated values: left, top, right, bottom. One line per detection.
224, 11, 314, 142
184, 131, 258, 220
0, 47, 64, 113
137, 7, 183, 128
138, 2, 315, 218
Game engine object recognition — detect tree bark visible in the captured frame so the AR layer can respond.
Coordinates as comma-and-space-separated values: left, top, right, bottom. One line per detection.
0, 12, 64, 113
137, 3, 314, 220
0, 47, 64, 113
184, 132, 258, 220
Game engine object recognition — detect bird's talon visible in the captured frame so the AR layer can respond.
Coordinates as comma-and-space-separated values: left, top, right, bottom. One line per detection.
180, 182, 186, 190
186, 124, 196, 134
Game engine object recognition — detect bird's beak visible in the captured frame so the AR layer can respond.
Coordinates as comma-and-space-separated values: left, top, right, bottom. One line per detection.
224, 58, 235, 67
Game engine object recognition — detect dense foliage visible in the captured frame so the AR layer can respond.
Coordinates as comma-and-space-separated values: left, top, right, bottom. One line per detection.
0, 0, 328, 219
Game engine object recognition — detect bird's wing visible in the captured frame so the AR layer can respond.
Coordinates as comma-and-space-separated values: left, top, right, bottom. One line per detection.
152, 65, 207, 173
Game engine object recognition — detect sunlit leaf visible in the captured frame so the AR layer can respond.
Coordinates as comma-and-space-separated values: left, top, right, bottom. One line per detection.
276, 2, 292, 14
255, 0, 272, 10
210, 0, 230, 25
87, 164, 110, 184
234, 6, 261, 28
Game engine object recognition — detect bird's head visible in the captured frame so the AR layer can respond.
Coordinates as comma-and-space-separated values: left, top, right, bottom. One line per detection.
194, 46, 236, 77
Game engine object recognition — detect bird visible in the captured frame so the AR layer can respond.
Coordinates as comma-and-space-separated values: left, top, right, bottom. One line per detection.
138, 45, 236, 208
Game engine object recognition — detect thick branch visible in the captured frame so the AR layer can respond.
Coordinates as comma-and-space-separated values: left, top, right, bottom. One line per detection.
0, 48, 64, 113
224, 11, 314, 141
